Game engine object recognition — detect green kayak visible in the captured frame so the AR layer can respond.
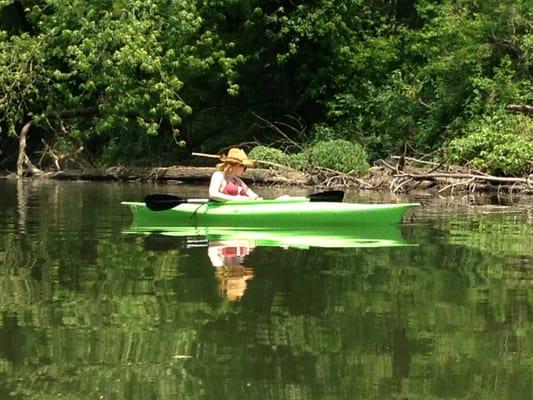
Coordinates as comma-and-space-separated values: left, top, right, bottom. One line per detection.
121, 198, 418, 230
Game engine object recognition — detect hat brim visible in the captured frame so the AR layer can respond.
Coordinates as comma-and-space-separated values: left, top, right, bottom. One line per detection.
219, 155, 255, 167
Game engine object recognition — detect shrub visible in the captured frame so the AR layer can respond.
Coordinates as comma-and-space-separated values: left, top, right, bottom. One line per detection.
306, 140, 369, 174
446, 114, 533, 176
249, 146, 291, 165
250, 140, 369, 174
249, 145, 306, 169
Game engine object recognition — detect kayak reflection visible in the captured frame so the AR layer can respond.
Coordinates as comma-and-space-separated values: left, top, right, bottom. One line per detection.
133, 226, 415, 301
129, 225, 413, 249
208, 239, 255, 301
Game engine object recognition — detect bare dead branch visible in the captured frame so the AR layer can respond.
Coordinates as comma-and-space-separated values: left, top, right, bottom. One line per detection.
191, 151, 295, 171
251, 113, 303, 151
438, 178, 476, 193
404, 172, 527, 184
507, 104, 533, 114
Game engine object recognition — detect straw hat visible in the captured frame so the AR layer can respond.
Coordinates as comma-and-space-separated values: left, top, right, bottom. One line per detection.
218, 148, 255, 167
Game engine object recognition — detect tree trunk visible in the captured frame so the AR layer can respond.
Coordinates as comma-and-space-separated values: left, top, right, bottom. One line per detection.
16, 120, 42, 177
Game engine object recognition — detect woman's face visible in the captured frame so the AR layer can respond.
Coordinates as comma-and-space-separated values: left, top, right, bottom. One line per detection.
232, 164, 246, 176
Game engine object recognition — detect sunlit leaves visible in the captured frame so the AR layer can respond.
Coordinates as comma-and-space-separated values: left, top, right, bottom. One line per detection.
314, 0, 532, 162
0, 0, 241, 160
0, 0, 531, 168
446, 113, 533, 176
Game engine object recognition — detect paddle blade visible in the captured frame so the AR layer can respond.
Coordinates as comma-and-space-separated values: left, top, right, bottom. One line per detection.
144, 194, 185, 211
308, 190, 345, 202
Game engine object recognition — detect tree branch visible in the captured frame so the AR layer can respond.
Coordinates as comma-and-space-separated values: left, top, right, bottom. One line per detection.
16, 120, 42, 177
506, 104, 533, 114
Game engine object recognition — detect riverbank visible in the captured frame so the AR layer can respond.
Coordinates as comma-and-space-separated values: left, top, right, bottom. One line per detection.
0, 165, 308, 185
2, 158, 531, 197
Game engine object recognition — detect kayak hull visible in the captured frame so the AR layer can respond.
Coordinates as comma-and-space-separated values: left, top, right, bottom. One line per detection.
121, 199, 418, 229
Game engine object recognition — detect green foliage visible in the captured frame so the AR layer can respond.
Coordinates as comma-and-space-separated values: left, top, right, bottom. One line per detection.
316, 0, 533, 162
249, 145, 290, 165
0, 0, 531, 172
446, 113, 533, 176
0, 0, 241, 165
98, 131, 188, 166
250, 140, 369, 174
249, 145, 306, 170
306, 139, 369, 174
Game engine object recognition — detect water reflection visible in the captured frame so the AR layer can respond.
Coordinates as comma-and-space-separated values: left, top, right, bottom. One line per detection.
141, 233, 257, 300
208, 240, 255, 301
130, 225, 413, 249
137, 225, 415, 301
2, 180, 533, 400
143, 233, 255, 301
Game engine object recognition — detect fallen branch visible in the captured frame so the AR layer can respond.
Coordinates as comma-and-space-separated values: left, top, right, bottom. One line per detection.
391, 155, 440, 166
375, 158, 397, 171
391, 176, 413, 194
191, 151, 295, 171
45, 165, 309, 185
438, 177, 476, 193
403, 172, 528, 184
377, 154, 532, 194
39, 139, 85, 170
507, 104, 533, 114
317, 166, 375, 189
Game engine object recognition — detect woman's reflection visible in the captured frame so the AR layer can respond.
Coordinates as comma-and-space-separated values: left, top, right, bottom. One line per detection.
207, 240, 255, 301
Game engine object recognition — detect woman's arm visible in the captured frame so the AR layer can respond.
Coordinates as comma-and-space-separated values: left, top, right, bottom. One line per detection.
235, 177, 261, 200
244, 186, 261, 200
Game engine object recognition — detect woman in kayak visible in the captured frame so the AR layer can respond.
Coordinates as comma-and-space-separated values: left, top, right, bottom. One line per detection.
209, 148, 262, 201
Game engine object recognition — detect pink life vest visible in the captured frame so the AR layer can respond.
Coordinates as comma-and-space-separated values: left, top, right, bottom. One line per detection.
221, 246, 250, 257
221, 179, 248, 196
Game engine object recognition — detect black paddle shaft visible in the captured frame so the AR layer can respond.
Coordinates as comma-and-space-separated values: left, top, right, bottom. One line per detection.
144, 194, 206, 211
144, 190, 344, 211
308, 190, 344, 202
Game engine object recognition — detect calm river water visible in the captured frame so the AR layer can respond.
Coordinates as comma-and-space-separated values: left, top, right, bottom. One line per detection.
0, 179, 532, 399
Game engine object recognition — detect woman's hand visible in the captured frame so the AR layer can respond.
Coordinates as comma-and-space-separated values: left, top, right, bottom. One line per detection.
246, 191, 261, 200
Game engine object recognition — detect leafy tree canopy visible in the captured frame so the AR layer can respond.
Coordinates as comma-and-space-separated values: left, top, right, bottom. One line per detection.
0, 0, 531, 175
